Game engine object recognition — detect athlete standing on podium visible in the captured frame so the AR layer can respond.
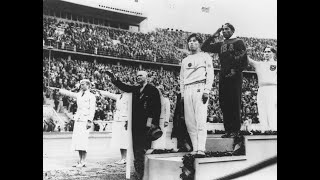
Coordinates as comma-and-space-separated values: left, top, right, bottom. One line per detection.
201, 23, 248, 138
180, 33, 214, 157
248, 46, 277, 132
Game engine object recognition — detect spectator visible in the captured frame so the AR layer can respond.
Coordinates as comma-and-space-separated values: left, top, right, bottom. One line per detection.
44, 16, 276, 71
44, 52, 265, 132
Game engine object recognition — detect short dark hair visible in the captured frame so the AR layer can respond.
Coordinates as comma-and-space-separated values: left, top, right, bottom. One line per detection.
224, 23, 235, 33
187, 33, 203, 44
264, 46, 277, 54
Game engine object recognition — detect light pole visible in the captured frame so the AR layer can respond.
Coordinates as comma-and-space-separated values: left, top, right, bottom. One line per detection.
47, 37, 54, 87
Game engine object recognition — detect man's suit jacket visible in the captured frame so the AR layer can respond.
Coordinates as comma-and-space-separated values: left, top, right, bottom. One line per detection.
112, 79, 161, 135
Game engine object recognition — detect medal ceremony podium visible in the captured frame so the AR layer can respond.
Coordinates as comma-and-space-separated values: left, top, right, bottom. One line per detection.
143, 133, 277, 180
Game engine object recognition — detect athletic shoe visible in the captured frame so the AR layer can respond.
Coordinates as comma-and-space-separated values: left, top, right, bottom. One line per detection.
195, 151, 206, 158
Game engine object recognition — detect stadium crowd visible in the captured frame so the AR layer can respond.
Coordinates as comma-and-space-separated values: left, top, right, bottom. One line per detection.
43, 55, 260, 132
42, 14, 276, 132
43, 16, 276, 70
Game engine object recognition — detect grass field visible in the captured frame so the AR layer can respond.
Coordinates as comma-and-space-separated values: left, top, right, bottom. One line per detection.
43, 163, 140, 180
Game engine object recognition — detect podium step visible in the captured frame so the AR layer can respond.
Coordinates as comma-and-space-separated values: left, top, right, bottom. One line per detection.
206, 137, 235, 152
165, 136, 236, 152
144, 136, 277, 180
145, 153, 186, 180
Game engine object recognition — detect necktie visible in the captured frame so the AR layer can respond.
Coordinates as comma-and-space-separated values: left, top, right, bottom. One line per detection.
82, 91, 85, 97
139, 85, 144, 93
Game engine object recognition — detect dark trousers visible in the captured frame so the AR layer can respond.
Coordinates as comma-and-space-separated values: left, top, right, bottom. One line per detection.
132, 131, 151, 180
219, 74, 243, 133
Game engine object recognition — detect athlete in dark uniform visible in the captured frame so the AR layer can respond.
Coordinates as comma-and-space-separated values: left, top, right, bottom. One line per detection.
201, 23, 248, 138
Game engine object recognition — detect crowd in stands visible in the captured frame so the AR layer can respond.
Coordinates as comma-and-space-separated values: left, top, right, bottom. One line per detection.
43, 54, 260, 132
43, 16, 277, 71
42, 14, 275, 132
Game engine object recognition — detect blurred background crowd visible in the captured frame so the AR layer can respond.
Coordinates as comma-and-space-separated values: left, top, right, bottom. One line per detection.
43, 16, 276, 132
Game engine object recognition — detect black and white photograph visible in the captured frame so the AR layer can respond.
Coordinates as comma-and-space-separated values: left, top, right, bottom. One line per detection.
43, 0, 277, 179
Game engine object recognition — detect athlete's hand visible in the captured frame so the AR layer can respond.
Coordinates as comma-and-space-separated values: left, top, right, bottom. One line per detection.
202, 93, 209, 104
213, 26, 223, 37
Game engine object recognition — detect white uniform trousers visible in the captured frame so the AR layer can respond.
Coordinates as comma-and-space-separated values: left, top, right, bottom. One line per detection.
184, 83, 208, 152
257, 85, 277, 131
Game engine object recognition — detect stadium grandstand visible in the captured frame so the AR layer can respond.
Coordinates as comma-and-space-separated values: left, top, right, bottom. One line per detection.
43, 0, 276, 132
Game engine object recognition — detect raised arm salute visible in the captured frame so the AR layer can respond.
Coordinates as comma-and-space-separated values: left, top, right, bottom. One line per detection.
248, 46, 277, 132
99, 88, 130, 165
48, 79, 96, 168
105, 70, 162, 180
201, 23, 248, 138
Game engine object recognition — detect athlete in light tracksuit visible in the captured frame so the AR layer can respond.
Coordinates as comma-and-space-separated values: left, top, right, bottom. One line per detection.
248, 46, 277, 132
180, 33, 214, 156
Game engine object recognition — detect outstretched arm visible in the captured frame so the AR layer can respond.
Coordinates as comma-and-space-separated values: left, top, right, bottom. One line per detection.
248, 56, 258, 68
105, 70, 139, 93
59, 89, 78, 99
99, 90, 118, 100
48, 86, 78, 99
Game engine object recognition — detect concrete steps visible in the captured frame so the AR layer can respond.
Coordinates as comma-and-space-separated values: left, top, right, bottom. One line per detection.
144, 135, 277, 180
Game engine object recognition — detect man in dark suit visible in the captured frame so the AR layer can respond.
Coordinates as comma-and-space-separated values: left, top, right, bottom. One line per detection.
201, 23, 248, 138
105, 70, 161, 180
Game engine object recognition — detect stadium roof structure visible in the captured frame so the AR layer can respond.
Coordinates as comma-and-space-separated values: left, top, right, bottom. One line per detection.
44, 0, 147, 26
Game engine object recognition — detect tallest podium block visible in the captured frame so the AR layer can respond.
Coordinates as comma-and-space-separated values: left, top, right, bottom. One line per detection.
143, 135, 277, 180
